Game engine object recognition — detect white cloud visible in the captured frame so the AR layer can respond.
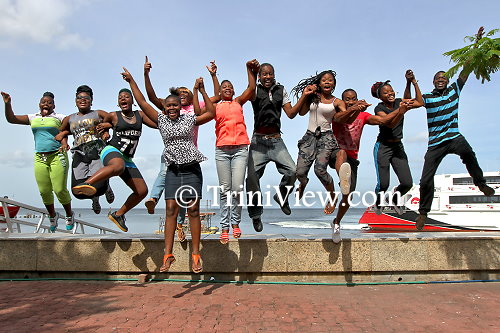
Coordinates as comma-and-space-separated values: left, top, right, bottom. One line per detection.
0, 0, 92, 50
0, 150, 32, 168
406, 131, 428, 143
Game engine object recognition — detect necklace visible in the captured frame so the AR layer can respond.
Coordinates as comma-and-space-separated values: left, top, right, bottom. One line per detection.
122, 112, 135, 120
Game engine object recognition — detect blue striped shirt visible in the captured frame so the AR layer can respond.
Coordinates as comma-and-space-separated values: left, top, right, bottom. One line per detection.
422, 79, 465, 147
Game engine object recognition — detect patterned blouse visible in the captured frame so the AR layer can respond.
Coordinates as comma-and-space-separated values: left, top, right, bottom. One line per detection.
157, 113, 207, 165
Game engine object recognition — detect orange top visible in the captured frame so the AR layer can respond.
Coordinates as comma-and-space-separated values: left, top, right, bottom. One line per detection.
215, 100, 250, 147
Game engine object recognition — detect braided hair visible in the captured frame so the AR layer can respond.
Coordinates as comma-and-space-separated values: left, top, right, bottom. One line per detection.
291, 70, 337, 105
370, 80, 391, 99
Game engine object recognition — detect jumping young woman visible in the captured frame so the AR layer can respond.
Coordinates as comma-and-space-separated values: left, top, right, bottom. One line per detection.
143, 57, 220, 243
121, 67, 215, 274
71, 88, 158, 232
56, 85, 114, 214
291, 70, 366, 214
2, 91, 74, 231
371, 71, 421, 214
214, 59, 259, 244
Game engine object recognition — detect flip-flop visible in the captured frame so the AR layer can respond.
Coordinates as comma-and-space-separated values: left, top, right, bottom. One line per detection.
232, 226, 242, 239
220, 229, 229, 244
159, 254, 175, 272
191, 254, 202, 274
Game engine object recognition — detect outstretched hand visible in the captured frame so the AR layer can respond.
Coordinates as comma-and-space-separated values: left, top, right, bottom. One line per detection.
1, 92, 11, 104
121, 67, 133, 82
352, 100, 371, 112
206, 60, 217, 75
144, 56, 152, 74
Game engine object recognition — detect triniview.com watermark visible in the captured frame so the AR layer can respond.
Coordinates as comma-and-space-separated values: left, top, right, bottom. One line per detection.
174, 185, 406, 209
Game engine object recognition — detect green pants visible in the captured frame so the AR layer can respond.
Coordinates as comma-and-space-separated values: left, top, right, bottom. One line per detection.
34, 151, 71, 206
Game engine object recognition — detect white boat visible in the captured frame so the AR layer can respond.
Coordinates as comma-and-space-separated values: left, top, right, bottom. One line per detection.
360, 171, 500, 231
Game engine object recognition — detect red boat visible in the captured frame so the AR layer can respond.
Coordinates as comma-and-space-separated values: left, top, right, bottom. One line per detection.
359, 172, 500, 232
0, 205, 20, 219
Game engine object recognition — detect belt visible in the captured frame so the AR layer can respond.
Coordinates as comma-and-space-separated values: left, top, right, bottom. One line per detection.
256, 133, 281, 140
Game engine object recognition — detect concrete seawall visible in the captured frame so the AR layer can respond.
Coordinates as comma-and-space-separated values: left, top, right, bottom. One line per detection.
1, 231, 499, 283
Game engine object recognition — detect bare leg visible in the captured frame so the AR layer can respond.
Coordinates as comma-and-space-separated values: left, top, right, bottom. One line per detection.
44, 203, 56, 218
323, 183, 337, 215
160, 199, 178, 271
187, 199, 202, 272
62, 202, 73, 217
86, 157, 125, 185
335, 194, 350, 225
116, 177, 148, 216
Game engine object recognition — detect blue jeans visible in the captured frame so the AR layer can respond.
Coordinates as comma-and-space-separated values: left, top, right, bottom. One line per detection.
149, 155, 186, 224
245, 135, 296, 219
215, 145, 249, 229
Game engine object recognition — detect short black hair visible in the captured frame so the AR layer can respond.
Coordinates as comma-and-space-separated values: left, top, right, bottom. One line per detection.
259, 63, 275, 75
342, 88, 357, 100
42, 91, 54, 99
433, 71, 447, 81
76, 85, 93, 99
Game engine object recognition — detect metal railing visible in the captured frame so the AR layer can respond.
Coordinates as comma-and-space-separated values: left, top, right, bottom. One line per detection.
0, 197, 119, 234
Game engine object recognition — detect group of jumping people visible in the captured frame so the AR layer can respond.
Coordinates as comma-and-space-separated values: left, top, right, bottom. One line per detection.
2, 55, 495, 274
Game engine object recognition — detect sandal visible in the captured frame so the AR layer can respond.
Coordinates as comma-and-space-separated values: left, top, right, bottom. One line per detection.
220, 229, 229, 244
191, 254, 202, 274
159, 253, 175, 272
176, 224, 186, 242
232, 225, 242, 239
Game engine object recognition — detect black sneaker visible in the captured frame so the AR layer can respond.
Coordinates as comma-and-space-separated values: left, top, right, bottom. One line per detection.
273, 193, 291, 215
91, 197, 101, 214
105, 186, 115, 204
252, 217, 263, 232
108, 211, 128, 232
479, 184, 495, 196
415, 214, 427, 231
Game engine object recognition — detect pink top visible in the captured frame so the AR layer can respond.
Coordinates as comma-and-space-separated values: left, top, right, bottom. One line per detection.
332, 111, 371, 159
181, 101, 205, 147
215, 100, 250, 147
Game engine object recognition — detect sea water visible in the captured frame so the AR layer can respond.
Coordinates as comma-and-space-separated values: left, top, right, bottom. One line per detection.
15, 207, 365, 235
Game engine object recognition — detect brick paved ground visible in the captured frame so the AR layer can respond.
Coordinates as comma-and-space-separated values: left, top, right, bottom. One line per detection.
0, 280, 498, 332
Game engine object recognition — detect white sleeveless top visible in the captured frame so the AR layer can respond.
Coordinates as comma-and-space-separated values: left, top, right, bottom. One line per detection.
307, 99, 336, 132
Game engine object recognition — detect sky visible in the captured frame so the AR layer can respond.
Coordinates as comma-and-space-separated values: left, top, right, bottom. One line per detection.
0, 0, 499, 210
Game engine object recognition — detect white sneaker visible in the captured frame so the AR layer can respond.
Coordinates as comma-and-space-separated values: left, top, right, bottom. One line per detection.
338, 162, 352, 195
331, 220, 342, 244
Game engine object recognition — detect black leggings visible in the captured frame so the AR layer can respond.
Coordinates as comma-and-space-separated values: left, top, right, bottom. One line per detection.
373, 141, 413, 206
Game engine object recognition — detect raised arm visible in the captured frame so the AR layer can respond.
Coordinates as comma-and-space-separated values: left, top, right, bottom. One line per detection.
122, 67, 159, 124
235, 59, 259, 105
343, 100, 371, 124
140, 110, 158, 129
2, 92, 29, 125
207, 60, 221, 103
144, 56, 165, 111
283, 85, 317, 119
403, 70, 424, 108
193, 78, 215, 126
459, 26, 485, 84
378, 99, 413, 128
